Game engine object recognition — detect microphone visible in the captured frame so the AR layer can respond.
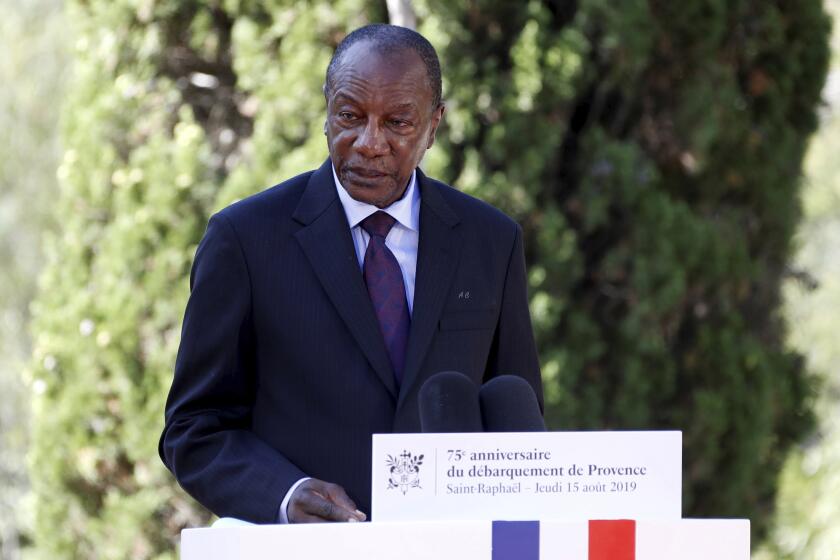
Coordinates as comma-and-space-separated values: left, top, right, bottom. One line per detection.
479, 375, 546, 432
418, 371, 483, 433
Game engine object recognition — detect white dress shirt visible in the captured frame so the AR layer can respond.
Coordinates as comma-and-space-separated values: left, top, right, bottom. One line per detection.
333, 165, 420, 314
277, 166, 421, 522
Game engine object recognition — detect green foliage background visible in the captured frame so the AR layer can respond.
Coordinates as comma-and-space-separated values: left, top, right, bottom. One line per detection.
24, 0, 831, 558
756, 1, 840, 556
0, 0, 68, 554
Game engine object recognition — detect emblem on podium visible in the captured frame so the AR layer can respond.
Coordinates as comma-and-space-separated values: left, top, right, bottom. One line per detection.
386, 450, 424, 495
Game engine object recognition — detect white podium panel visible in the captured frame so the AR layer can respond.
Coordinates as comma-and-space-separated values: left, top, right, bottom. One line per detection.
181, 519, 749, 560
372, 432, 682, 522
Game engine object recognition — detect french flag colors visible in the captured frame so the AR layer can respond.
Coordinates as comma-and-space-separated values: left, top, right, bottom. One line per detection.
183, 518, 749, 560
492, 520, 635, 560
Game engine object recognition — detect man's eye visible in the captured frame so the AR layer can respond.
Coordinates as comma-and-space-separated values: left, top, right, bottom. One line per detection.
390, 119, 410, 128
338, 112, 356, 121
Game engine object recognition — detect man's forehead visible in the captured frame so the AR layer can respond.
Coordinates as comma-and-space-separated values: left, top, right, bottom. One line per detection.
330, 42, 428, 88
332, 91, 419, 111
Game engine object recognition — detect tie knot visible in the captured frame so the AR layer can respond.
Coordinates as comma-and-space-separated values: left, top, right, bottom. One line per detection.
361, 211, 396, 239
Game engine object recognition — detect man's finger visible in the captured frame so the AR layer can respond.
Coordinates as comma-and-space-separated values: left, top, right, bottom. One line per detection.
316, 495, 335, 519
288, 488, 335, 523
299, 489, 353, 521
288, 479, 363, 523
317, 482, 366, 521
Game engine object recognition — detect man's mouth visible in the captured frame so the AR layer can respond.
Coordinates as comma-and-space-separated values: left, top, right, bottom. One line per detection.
345, 166, 388, 179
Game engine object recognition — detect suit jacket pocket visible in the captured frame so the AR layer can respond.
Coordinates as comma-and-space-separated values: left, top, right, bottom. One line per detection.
438, 309, 497, 331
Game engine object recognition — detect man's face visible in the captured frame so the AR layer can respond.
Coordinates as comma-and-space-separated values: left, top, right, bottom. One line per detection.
325, 42, 444, 208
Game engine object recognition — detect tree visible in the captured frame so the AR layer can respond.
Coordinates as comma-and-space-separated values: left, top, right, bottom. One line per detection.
27, 1, 385, 557
756, 2, 840, 556
414, 0, 829, 538
28, 0, 830, 557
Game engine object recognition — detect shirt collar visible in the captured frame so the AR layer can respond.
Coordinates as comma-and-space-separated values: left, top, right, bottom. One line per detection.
332, 165, 420, 232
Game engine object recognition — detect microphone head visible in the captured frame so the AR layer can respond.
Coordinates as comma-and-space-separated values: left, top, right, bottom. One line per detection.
479, 375, 546, 432
418, 371, 483, 433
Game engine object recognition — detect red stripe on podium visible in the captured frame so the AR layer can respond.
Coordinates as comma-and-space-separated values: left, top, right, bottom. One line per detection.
588, 520, 636, 560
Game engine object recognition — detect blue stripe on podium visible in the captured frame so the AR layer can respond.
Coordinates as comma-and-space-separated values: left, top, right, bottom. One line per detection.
491, 521, 539, 560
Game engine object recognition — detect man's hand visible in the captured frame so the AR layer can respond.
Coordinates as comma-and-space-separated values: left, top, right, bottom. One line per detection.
287, 479, 367, 523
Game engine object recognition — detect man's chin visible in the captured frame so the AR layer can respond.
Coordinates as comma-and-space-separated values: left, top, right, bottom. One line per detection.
342, 180, 401, 208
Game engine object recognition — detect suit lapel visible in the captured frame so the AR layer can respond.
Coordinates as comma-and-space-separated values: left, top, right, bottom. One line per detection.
398, 171, 462, 408
293, 160, 398, 399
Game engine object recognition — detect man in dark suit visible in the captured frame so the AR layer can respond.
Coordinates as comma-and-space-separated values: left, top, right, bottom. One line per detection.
160, 24, 542, 524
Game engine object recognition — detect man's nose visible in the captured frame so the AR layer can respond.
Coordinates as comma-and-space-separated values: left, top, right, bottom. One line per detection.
354, 119, 390, 157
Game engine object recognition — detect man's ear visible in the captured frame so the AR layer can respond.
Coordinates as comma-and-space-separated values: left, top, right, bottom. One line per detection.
426, 104, 446, 149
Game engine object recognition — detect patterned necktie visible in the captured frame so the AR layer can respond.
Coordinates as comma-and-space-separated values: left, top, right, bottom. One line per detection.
361, 211, 410, 386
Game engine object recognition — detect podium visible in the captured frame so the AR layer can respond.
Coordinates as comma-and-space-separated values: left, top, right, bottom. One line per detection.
181, 518, 749, 559
180, 431, 749, 558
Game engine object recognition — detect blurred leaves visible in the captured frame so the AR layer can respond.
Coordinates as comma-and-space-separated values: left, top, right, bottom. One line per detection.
756, 2, 840, 557
0, 0, 68, 556
25, 1, 383, 558
422, 0, 828, 540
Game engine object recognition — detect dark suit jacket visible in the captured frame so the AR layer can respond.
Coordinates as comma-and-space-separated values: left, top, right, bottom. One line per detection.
159, 159, 542, 522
